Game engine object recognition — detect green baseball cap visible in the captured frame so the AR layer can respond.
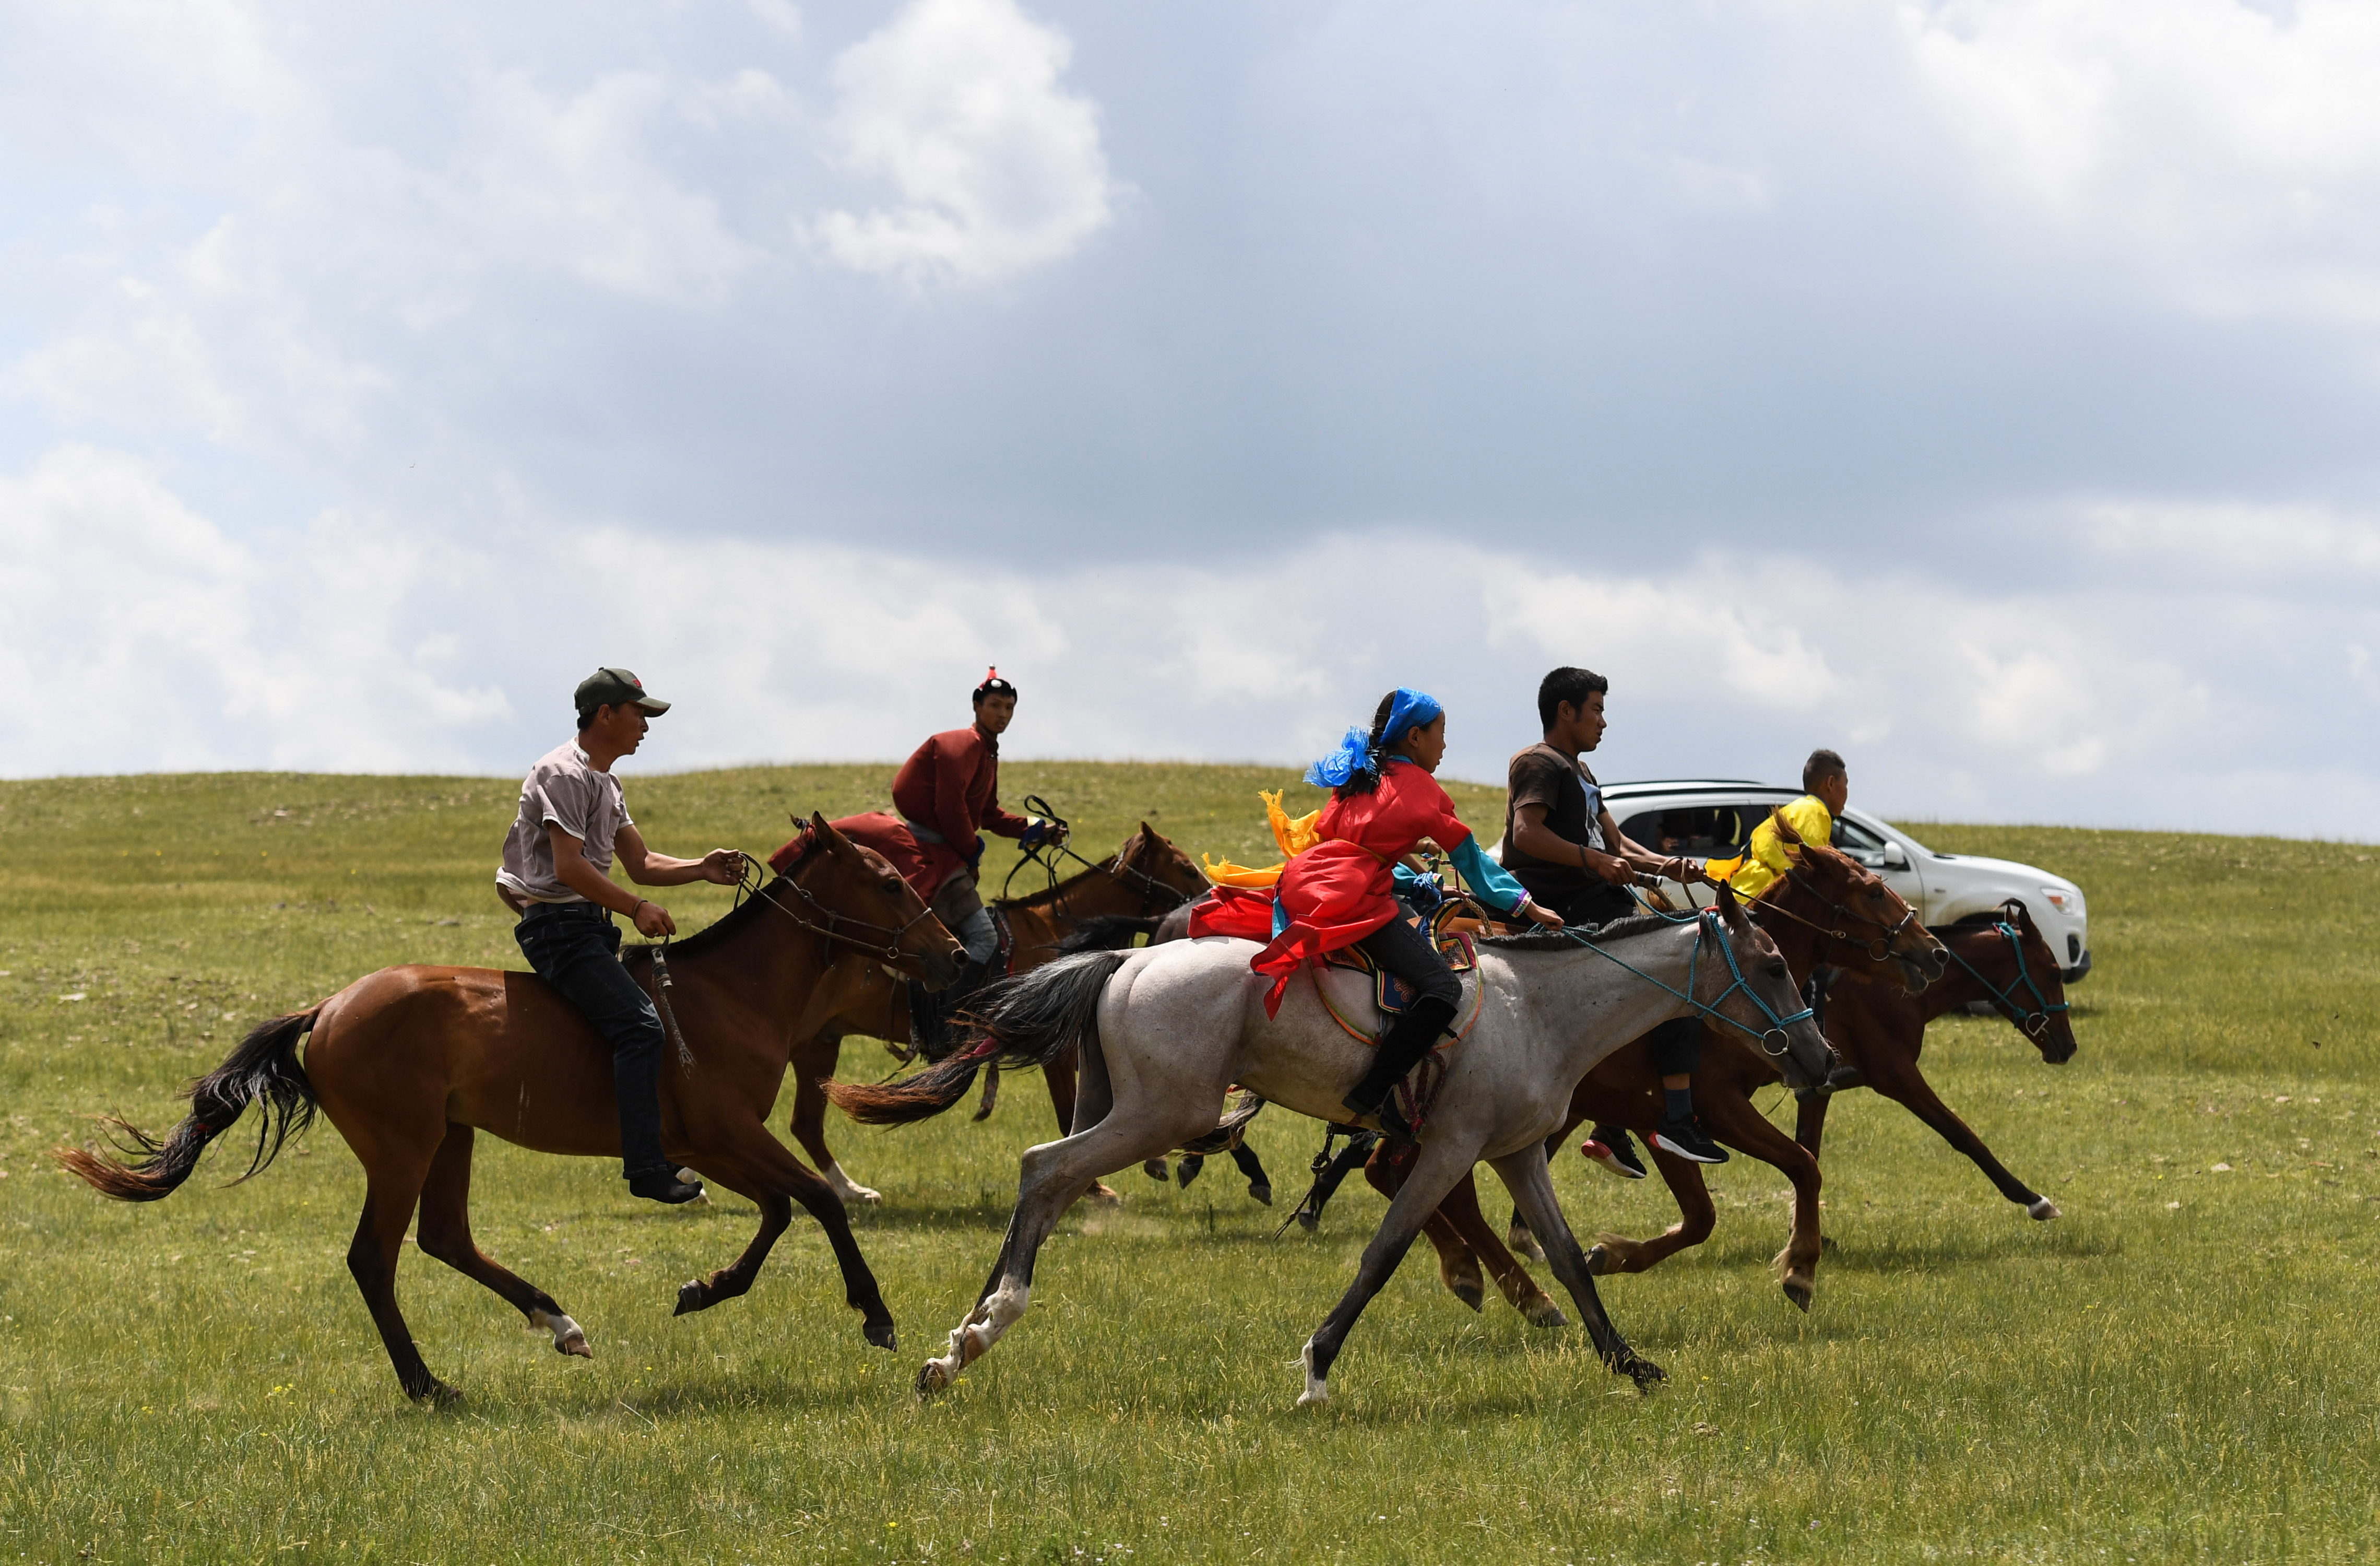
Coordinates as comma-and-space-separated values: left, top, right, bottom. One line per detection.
574, 667, 671, 715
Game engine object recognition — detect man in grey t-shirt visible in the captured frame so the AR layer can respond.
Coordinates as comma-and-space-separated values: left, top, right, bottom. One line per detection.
501, 668, 744, 1205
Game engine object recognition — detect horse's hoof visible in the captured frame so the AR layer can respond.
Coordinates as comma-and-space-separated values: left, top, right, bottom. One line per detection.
411, 1379, 463, 1408
1142, 1159, 1169, 1181
1450, 1277, 1485, 1313
1521, 1296, 1568, 1329
1622, 1355, 1666, 1390
2027, 1197, 2062, 1221
1088, 1181, 1124, 1206
1248, 1183, 1272, 1207
1584, 1242, 1614, 1276
1295, 1384, 1329, 1408
673, 1280, 707, 1317
1508, 1225, 1546, 1263
916, 1360, 951, 1396
1295, 1209, 1320, 1233
557, 1328, 594, 1359
1781, 1276, 1814, 1313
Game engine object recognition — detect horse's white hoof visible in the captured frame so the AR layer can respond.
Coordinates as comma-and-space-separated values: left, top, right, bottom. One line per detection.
1296, 1341, 1329, 1407
2027, 1197, 2062, 1221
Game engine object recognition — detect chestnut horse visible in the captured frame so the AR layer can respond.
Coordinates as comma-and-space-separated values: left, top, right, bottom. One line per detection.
59, 816, 962, 1404
785, 824, 1210, 1204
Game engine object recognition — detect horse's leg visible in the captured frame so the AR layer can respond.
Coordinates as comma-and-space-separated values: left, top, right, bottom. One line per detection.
920, 1104, 1213, 1394
1862, 1051, 2058, 1219
412, 1123, 592, 1359
1362, 1145, 1484, 1312
1295, 1132, 1377, 1232
670, 1121, 897, 1350
343, 1138, 451, 1403
1298, 1137, 1482, 1405
1695, 1085, 1827, 1310
1043, 1043, 1123, 1203
789, 1030, 880, 1206
1793, 1086, 1833, 1161
1436, 1166, 1565, 1327
1229, 1140, 1273, 1205
1508, 1116, 1584, 1261
1487, 1146, 1665, 1388
1584, 1146, 1714, 1278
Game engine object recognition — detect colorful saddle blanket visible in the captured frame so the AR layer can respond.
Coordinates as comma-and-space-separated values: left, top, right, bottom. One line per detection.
1311, 905, 1484, 1046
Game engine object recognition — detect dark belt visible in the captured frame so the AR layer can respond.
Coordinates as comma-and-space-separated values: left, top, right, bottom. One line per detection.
519, 900, 612, 923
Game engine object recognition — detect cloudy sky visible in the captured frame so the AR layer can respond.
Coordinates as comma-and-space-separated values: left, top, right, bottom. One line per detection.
3, 0, 2376, 837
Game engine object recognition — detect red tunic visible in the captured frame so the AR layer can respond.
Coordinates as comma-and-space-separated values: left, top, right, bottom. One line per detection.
1191, 760, 1479, 1015
889, 724, 1032, 891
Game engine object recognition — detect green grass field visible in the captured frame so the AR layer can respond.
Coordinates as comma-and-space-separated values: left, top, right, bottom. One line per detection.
3, 763, 2377, 1563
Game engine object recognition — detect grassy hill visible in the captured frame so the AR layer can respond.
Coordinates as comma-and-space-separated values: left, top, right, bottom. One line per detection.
2, 764, 2376, 1562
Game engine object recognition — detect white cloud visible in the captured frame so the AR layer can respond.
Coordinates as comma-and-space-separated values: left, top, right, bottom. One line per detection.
813, 0, 1121, 283
1904, 0, 2380, 317
0, 447, 508, 773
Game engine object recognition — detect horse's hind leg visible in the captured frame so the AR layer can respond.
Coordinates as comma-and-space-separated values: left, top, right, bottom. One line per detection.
789, 1031, 880, 1205
921, 1105, 1214, 1395
1046, 1044, 1124, 1205
1696, 1088, 1824, 1310
1488, 1146, 1664, 1389
1436, 1168, 1565, 1327
1363, 1148, 1484, 1311
413, 1123, 590, 1359
343, 1141, 451, 1403
1590, 1148, 1716, 1279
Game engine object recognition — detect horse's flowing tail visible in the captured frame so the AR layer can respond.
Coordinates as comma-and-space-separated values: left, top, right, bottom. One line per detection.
826, 950, 1129, 1127
56, 1008, 322, 1202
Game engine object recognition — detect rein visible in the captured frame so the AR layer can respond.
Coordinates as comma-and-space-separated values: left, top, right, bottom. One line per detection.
1559, 910, 1815, 1060
735, 838, 943, 963
998, 799, 1205, 917
1779, 866, 1920, 963
1943, 919, 2069, 1039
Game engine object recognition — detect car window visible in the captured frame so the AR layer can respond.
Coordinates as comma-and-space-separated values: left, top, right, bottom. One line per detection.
1618, 805, 1753, 856
1830, 815, 1890, 868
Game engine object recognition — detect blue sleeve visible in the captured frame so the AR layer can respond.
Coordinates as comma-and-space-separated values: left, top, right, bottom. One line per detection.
1447, 833, 1532, 917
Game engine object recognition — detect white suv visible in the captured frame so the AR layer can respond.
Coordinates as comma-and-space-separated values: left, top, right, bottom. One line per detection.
1566, 780, 2091, 984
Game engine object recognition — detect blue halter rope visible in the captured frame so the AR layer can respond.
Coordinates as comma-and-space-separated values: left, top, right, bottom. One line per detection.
1559, 909, 1816, 1059
1940, 917, 2068, 1039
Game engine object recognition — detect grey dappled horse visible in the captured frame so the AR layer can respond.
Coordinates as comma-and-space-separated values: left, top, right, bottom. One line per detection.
834, 889, 1835, 1406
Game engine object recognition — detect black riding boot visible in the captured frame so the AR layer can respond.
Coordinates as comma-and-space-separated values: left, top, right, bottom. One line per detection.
1341, 995, 1459, 1126
616, 1053, 703, 1204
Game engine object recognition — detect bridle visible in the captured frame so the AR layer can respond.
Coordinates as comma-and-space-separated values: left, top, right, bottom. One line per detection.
999, 796, 1206, 916
1942, 911, 2069, 1041
729, 835, 944, 965
1774, 864, 1924, 965
1560, 909, 1817, 1063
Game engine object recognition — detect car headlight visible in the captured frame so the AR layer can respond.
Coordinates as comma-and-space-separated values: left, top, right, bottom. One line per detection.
2042, 886, 2083, 917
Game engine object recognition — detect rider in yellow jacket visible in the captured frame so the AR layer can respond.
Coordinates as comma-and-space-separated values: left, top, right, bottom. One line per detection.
1728, 750, 1848, 901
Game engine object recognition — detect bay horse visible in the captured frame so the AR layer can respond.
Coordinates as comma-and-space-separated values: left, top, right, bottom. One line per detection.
830, 888, 1834, 1405
57, 815, 962, 1404
1400, 897, 2068, 1321
784, 823, 1209, 1204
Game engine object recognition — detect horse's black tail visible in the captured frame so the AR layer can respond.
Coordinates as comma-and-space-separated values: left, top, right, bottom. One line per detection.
826, 950, 1130, 1127
1058, 915, 1157, 955
57, 1008, 322, 1202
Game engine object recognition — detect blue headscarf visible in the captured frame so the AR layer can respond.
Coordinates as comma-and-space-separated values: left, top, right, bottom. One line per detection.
1304, 688, 1443, 788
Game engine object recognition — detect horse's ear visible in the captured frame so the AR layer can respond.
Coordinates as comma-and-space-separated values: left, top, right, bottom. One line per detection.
1771, 807, 1804, 847
810, 811, 843, 848
1140, 820, 1159, 839
1714, 876, 1749, 931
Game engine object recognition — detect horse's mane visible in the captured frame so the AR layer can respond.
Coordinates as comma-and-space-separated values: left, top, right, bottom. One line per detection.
620, 875, 789, 966
1479, 912, 1683, 951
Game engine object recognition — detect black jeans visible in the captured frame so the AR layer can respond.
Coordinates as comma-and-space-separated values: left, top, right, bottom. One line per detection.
515, 903, 671, 1178
1354, 913, 1463, 1011
1344, 914, 1463, 1112
1544, 882, 1701, 1077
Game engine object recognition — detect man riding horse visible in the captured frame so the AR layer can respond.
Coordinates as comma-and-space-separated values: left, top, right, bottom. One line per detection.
1499, 666, 1727, 1171
891, 668, 1067, 1054
494, 667, 745, 1205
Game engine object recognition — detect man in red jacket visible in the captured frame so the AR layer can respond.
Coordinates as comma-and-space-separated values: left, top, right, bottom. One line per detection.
894, 668, 1065, 1052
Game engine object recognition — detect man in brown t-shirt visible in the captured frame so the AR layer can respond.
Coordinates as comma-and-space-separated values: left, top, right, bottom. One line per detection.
1502, 666, 1726, 1172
